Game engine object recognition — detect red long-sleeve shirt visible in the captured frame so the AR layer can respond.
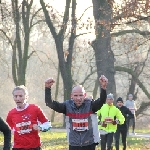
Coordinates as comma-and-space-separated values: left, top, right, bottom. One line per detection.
6, 104, 48, 149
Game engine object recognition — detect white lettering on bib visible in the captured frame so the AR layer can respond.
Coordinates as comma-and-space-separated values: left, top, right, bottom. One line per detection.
16, 121, 32, 134
104, 117, 113, 123
72, 119, 88, 131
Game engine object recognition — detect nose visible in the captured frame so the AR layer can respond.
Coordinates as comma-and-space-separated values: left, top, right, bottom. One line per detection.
16, 96, 20, 100
76, 96, 81, 99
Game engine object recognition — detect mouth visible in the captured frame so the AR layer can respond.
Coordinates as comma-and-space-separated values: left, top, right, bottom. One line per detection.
76, 101, 82, 106
16, 102, 22, 105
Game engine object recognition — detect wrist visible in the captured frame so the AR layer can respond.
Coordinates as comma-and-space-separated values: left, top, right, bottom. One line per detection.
101, 85, 107, 90
38, 126, 42, 131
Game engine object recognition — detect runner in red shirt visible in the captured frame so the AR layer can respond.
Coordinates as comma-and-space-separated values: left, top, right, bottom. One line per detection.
6, 85, 51, 150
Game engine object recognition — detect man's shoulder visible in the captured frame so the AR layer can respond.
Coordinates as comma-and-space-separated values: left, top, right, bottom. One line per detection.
63, 100, 74, 106
29, 104, 37, 107
100, 104, 107, 109
28, 104, 41, 110
121, 105, 128, 110
8, 108, 16, 115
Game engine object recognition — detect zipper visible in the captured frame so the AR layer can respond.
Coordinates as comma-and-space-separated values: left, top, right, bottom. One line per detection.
107, 107, 110, 132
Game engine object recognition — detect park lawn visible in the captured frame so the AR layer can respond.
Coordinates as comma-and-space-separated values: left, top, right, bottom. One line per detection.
39, 131, 150, 150
0, 131, 150, 150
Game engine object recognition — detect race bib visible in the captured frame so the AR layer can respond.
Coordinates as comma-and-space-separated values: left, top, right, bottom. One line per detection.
15, 121, 33, 134
72, 119, 88, 131
104, 117, 113, 123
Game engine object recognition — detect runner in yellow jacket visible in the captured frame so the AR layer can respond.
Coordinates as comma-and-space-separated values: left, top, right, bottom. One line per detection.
97, 93, 125, 150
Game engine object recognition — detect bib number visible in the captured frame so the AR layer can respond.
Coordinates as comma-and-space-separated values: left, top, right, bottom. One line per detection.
104, 117, 113, 123
72, 119, 88, 131
16, 121, 33, 134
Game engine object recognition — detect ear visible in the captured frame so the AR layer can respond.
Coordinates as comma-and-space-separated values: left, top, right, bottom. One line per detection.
25, 95, 28, 101
70, 93, 73, 99
84, 92, 86, 97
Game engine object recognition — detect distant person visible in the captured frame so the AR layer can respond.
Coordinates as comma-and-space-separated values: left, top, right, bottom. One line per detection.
86, 95, 99, 146
97, 93, 125, 150
45, 75, 108, 150
124, 94, 137, 134
6, 85, 51, 150
0, 117, 11, 150
114, 97, 133, 150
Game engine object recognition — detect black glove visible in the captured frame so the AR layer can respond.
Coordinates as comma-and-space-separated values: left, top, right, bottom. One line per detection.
101, 121, 107, 127
112, 120, 120, 125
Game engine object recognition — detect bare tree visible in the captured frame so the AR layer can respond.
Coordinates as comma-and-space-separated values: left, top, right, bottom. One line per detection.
0, 0, 44, 85
91, 0, 150, 103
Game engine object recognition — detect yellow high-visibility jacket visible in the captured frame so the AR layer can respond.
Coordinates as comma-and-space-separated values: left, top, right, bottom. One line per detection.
97, 104, 125, 133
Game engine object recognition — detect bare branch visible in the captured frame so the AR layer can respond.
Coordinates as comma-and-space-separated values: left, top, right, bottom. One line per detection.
0, 29, 13, 49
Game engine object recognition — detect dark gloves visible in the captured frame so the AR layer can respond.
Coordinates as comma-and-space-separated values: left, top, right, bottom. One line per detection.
101, 121, 107, 127
112, 120, 120, 125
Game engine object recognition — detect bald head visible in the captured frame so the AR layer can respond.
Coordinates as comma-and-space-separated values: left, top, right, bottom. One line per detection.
71, 85, 86, 107
72, 85, 85, 94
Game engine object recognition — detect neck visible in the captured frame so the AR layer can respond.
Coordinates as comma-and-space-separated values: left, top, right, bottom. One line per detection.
17, 103, 26, 109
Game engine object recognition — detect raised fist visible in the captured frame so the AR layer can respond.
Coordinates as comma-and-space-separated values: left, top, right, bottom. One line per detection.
99, 75, 108, 89
45, 78, 55, 88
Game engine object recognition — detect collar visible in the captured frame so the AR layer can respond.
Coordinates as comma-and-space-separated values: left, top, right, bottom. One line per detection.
16, 103, 29, 111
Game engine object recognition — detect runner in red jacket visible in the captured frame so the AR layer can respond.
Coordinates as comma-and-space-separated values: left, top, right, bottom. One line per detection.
6, 85, 51, 150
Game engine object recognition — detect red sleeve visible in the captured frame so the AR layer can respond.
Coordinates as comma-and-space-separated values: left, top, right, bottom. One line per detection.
36, 106, 49, 123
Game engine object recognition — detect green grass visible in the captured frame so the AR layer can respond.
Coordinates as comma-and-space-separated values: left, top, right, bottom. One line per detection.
40, 132, 150, 150
51, 122, 64, 128
0, 131, 150, 150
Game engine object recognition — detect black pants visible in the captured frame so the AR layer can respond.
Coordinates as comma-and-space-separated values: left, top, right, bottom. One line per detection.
69, 143, 96, 150
114, 128, 127, 150
127, 117, 135, 133
100, 133, 114, 150
12, 147, 41, 150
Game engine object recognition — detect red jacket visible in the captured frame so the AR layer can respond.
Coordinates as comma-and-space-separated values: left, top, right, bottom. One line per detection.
6, 104, 48, 148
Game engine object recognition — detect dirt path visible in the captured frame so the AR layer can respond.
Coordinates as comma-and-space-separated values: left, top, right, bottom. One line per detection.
128, 132, 150, 138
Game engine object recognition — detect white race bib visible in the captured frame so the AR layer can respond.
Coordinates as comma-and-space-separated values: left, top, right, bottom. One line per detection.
104, 117, 113, 123
72, 119, 88, 131
16, 121, 33, 134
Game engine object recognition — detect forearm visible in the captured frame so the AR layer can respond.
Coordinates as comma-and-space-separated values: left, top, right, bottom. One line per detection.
45, 87, 66, 113
3, 129, 11, 150
100, 88, 107, 104
92, 88, 106, 112
45, 87, 53, 108
0, 118, 11, 149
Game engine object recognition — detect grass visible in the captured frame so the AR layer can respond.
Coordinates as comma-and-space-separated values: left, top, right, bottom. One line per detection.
0, 130, 150, 150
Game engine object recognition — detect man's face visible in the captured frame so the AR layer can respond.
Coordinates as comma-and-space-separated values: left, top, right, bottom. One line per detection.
13, 90, 27, 109
117, 101, 123, 107
106, 98, 113, 106
71, 86, 86, 107
129, 96, 133, 100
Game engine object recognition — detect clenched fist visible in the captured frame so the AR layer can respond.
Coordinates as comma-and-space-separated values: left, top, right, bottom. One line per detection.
45, 78, 55, 88
99, 75, 108, 89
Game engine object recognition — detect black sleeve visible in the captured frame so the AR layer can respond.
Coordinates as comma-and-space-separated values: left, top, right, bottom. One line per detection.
125, 107, 133, 117
0, 117, 11, 150
45, 87, 66, 114
91, 88, 107, 113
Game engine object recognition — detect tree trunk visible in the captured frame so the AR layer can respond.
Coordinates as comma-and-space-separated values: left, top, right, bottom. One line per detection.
11, 0, 33, 86
40, 0, 77, 127
92, 0, 116, 98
